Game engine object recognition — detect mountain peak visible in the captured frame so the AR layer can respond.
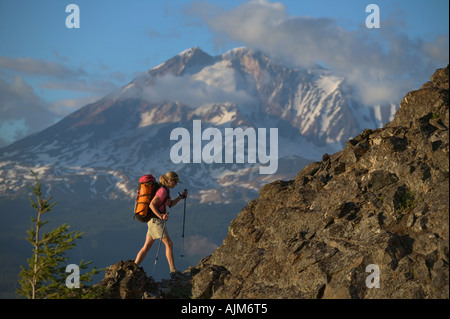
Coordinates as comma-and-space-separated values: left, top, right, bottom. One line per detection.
0, 46, 399, 203
223, 46, 253, 56
146, 46, 214, 77
178, 46, 208, 57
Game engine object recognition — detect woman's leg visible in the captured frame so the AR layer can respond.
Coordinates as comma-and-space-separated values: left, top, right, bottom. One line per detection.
134, 235, 155, 266
162, 237, 176, 272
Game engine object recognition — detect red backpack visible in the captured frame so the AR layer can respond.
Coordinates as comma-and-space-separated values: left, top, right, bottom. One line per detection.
133, 174, 167, 223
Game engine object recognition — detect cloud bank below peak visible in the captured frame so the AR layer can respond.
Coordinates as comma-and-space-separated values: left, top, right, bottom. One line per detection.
124, 69, 257, 109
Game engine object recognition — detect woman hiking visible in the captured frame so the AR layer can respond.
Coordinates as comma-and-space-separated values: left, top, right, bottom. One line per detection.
134, 171, 188, 277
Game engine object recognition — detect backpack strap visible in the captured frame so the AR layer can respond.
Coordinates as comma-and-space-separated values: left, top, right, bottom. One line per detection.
132, 184, 141, 220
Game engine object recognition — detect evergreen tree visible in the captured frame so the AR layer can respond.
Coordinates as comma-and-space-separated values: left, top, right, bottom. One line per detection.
17, 171, 101, 299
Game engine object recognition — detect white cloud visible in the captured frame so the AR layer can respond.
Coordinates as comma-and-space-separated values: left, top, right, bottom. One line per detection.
128, 72, 255, 107
0, 56, 85, 77
184, 234, 218, 256
0, 76, 58, 147
0, 56, 122, 147
188, 0, 449, 106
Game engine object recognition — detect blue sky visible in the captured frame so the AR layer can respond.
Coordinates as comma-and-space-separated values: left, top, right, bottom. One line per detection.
0, 0, 448, 147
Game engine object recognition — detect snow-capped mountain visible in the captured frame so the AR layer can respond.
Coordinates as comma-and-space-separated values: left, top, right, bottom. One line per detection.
0, 47, 397, 203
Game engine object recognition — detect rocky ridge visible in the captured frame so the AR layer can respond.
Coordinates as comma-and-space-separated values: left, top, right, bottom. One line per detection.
188, 65, 449, 299
94, 66, 449, 299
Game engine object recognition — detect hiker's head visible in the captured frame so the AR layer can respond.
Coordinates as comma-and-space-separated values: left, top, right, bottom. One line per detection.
160, 171, 181, 188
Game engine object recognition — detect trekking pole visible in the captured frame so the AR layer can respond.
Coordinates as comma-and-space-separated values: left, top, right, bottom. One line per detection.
151, 220, 166, 277
179, 189, 187, 257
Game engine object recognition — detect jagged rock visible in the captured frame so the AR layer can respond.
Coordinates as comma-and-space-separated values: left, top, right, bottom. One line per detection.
189, 66, 449, 299
94, 260, 147, 299
94, 260, 193, 299
187, 256, 231, 299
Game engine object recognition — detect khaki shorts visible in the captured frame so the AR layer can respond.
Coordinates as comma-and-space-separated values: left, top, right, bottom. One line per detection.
147, 218, 169, 239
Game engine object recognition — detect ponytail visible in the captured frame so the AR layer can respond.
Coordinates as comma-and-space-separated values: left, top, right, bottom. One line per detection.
159, 174, 169, 187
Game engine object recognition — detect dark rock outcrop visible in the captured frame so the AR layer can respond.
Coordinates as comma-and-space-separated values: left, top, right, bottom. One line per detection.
94, 260, 193, 299
188, 66, 449, 299
94, 260, 147, 299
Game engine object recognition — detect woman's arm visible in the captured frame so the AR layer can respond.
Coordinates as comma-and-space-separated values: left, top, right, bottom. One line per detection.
150, 196, 167, 220
167, 190, 188, 208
